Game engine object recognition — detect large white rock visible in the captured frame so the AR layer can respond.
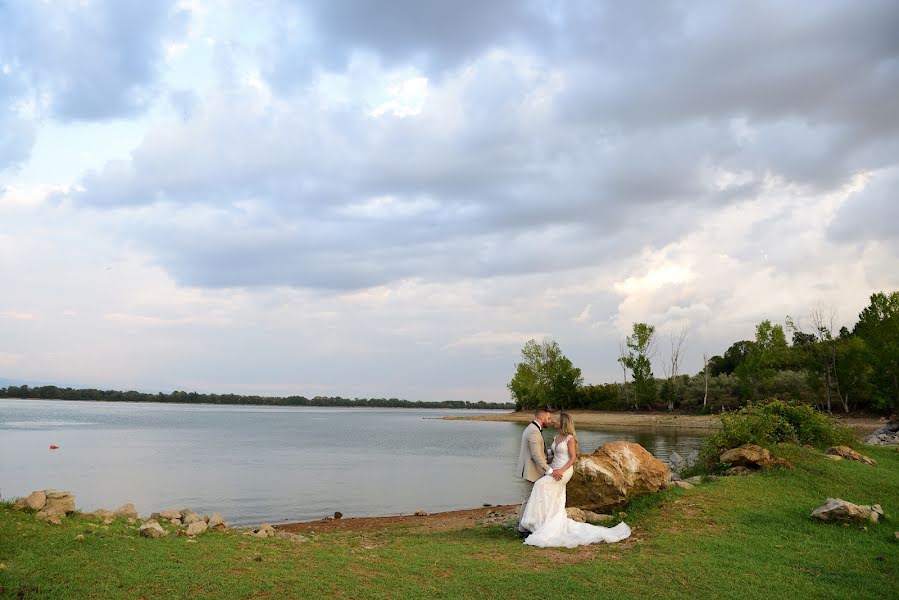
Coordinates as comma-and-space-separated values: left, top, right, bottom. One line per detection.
186, 521, 208, 536
811, 498, 883, 524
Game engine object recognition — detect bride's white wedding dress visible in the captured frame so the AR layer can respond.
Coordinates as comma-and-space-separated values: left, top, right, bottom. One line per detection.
520, 435, 632, 548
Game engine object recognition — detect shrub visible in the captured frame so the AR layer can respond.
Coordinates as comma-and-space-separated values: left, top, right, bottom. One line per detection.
692, 398, 854, 472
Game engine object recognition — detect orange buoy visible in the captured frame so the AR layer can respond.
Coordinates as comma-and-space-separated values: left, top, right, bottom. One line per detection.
49, 445, 59, 449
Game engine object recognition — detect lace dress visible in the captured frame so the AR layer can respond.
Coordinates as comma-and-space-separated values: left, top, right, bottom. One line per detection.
520, 435, 632, 548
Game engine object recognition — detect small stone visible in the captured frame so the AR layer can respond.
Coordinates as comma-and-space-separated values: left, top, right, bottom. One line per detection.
414, 511, 428, 517
185, 539, 197, 543
672, 480, 695, 490
158, 509, 181, 520
274, 531, 309, 543
253, 555, 263, 562
139, 520, 168, 538
12, 498, 28, 511
618, 512, 628, 518
684, 476, 704, 485
74, 534, 85, 542
0, 563, 6, 569
186, 521, 208, 536
334, 511, 343, 520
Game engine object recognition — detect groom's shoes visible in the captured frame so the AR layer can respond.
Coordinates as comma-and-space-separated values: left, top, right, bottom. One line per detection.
517, 529, 530, 539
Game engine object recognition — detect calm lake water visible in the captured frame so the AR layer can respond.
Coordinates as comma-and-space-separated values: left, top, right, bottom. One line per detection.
0, 399, 709, 525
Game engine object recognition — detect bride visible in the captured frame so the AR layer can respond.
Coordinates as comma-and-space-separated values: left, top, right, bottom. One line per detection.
519, 412, 632, 548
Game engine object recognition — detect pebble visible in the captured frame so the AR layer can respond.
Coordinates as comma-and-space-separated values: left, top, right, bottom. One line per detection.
74, 534, 85, 542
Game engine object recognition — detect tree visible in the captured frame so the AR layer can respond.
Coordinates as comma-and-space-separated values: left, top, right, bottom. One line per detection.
660, 326, 688, 411
616, 338, 631, 407
735, 320, 788, 400
853, 291, 899, 410
620, 323, 657, 409
702, 352, 710, 409
507, 339, 583, 409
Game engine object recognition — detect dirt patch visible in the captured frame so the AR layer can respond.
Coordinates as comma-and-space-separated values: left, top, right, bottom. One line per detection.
277, 505, 520, 535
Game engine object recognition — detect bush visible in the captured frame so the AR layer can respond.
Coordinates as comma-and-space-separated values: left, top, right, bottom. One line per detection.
692, 398, 854, 472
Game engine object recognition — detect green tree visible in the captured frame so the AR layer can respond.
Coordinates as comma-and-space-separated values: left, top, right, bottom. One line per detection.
853, 291, 899, 409
735, 320, 788, 400
620, 323, 657, 409
507, 339, 583, 409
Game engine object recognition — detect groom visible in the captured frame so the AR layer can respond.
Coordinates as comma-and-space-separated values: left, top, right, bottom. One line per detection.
516, 407, 562, 534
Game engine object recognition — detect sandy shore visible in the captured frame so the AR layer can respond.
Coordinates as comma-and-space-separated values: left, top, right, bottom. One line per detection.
277, 504, 520, 534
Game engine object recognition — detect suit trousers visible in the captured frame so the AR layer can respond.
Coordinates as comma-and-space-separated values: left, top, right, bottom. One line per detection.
518, 480, 536, 532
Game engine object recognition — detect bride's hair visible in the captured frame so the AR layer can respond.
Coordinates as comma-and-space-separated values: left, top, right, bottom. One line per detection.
559, 412, 579, 454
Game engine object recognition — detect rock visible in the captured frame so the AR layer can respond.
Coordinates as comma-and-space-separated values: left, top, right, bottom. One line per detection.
12, 498, 28, 511
42, 490, 75, 516
37, 511, 63, 525
182, 511, 203, 525
668, 450, 686, 474
127, 517, 136, 525
811, 498, 883, 524
766, 457, 795, 470
334, 511, 343, 520
25, 491, 47, 511
170, 518, 182, 526
566, 441, 671, 512
186, 521, 208, 536
720, 444, 771, 469
826, 446, 877, 466
684, 476, 704, 485
863, 417, 899, 446
113, 504, 138, 519
274, 531, 309, 543
414, 511, 428, 517
74, 534, 85, 542
203, 515, 210, 524
139, 520, 168, 538
207, 513, 226, 528
672, 480, 695, 490
585, 512, 616, 524
158, 509, 181, 520
724, 466, 754, 476
566, 507, 587, 522
824, 455, 843, 461
246, 524, 276, 538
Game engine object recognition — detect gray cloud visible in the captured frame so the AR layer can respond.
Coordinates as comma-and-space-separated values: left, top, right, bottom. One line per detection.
64, 0, 899, 292
829, 167, 899, 243
1, 0, 187, 120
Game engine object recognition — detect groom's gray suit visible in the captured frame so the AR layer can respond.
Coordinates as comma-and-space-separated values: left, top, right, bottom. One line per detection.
516, 420, 553, 532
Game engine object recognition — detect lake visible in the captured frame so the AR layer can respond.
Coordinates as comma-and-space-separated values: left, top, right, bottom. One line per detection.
0, 399, 708, 525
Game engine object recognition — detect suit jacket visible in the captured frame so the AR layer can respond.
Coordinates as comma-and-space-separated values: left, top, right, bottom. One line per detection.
516, 422, 552, 482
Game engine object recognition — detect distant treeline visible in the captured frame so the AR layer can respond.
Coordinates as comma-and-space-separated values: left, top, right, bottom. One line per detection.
509, 291, 899, 414
0, 386, 514, 410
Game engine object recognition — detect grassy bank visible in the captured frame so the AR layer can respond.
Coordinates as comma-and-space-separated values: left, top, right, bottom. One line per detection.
2, 446, 897, 599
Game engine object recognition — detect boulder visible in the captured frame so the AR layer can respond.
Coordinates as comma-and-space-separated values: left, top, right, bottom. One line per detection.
566, 507, 588, 522
43, 490, 75, 515
863, 417, 899, 446
36, 510, 64, 525
826, 446, 877, 466
720, 445, 771, 469
139, 520, 168, 538
566, 441, 671, 512
25, 491, 47, 511
170, 518, 182, 526
186, 521, 208, 536
182, 511, 203, 525
158, 509, 182, 520
114, 504, 138, 519
12, 498, 28, 511
824, 455, 843, 461
811, 498, 883, 524
671, 480, 695, 490
208, 513, 227, 531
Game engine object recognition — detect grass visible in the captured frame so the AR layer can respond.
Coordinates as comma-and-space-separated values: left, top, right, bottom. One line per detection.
1, 445, 897, 599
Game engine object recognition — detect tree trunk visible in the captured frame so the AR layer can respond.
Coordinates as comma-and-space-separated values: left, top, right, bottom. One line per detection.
702, 354, 709, 408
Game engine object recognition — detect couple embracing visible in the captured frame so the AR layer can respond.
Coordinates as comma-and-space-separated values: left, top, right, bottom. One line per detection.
516, 408, 631, 548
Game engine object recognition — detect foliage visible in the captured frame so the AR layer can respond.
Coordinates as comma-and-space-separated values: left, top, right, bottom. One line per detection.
507, 339, 583, 409
853, 291, 899, 410
735, 320, 789, 399
619, 323, 657, 409
695, 399, 853, 471
0, 385, 513, 410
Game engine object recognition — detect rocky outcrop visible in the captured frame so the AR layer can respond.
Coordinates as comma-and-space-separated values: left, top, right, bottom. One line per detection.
826, 446, 877, 466
811, 498, 883, 524
566, 441, 670, 512
863, 417, 899, 446
25, 491, 47, 511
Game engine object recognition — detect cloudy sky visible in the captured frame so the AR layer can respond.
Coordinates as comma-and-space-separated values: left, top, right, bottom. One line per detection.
1, 1, 898, 401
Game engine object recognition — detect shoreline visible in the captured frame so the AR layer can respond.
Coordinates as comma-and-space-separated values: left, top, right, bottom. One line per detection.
440, 410, 885, 434
275, 504, 521, 534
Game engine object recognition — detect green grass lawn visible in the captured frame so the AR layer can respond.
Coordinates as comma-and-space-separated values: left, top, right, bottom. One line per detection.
2, 445, 897, 599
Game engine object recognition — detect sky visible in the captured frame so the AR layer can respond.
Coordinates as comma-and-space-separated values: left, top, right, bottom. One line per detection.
1, 0, 898, 401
